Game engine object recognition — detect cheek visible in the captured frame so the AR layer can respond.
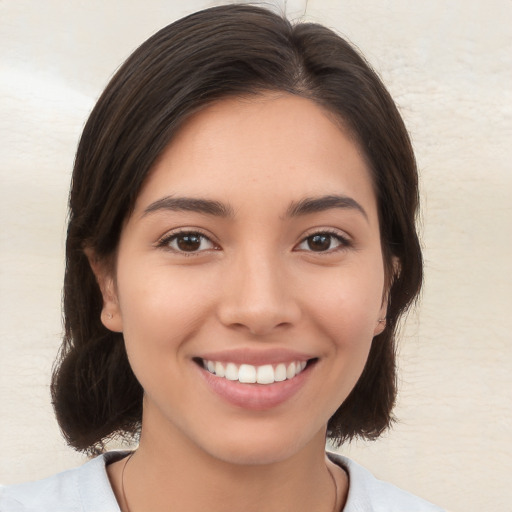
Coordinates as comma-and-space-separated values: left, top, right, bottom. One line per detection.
305, 261, 385, 342
302, 259, 385, 389
115, 262, 216, 363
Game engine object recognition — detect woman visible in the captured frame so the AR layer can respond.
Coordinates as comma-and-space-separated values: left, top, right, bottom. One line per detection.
0, 4, 444, 511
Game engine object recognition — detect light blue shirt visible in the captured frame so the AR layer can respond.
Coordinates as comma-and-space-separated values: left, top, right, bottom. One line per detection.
0, 451, 445, 511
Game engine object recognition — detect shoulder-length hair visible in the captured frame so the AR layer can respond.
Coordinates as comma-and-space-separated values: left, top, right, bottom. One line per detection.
52, 4, 422, 454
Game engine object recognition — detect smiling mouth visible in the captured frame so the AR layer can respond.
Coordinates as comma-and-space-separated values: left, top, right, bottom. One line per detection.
195, 358, 316, 385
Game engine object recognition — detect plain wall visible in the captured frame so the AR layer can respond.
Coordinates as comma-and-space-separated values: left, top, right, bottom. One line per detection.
1, 1, 511, 511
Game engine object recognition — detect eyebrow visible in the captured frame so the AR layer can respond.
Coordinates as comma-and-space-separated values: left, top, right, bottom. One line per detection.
141, 193, 368, 221
285, 194, 368, 221
142, 196, 234, 218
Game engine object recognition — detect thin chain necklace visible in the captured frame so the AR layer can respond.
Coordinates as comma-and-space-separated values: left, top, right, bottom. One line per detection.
121, 451, 134, 512
326, 462, 340, 512
120, 451, 339, 512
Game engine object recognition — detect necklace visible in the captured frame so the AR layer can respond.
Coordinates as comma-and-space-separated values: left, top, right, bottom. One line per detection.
326, 462, 340, 512
121, 451, 135, 512
121, 452, 339, 512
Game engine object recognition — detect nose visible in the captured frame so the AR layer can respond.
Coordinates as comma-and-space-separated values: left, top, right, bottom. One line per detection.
216, 250, 301, 336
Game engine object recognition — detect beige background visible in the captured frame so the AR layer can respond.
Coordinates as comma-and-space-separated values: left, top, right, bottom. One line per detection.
1, 1, 511, 511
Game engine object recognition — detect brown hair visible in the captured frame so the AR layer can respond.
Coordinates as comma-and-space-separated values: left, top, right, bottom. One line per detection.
52, 4, 422, 454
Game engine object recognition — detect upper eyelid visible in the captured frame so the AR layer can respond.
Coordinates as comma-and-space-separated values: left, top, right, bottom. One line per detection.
157, 227, 218, 245
294, 229, 352, 252
299, 227, 351, 241
157, 231, 220, 258
155, 227, 352, 250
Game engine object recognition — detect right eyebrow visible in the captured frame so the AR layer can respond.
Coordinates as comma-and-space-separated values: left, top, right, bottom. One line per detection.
140, 196, 235, 219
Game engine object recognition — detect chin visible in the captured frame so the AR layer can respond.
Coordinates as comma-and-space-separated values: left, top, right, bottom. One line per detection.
207, 441, 299, 466
196, 421, 325, 467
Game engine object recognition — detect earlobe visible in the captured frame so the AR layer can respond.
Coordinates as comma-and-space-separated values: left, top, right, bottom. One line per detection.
374, 290, 389, 336
101, 306, 123, 332
374, 316, 387, 336
374, 256, 400, 336
84, 247, 123, 333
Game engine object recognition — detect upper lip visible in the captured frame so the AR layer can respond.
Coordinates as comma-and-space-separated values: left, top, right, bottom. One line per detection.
195, 348, 316, 366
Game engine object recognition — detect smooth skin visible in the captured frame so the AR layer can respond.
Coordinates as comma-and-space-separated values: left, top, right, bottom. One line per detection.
92, 93, 389, 512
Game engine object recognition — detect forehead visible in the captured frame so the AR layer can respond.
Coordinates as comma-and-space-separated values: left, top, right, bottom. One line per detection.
134, 93, 376, 220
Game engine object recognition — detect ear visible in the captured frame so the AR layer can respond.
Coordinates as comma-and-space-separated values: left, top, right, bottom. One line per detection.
373, 256, 400, 336
84, 247, 123, 333
373, 298, 388, 336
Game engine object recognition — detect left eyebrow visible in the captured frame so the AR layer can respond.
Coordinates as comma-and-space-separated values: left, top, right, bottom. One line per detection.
285, 194, 369, 222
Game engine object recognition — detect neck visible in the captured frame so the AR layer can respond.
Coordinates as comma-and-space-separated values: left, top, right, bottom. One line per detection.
109, 422, 346, 512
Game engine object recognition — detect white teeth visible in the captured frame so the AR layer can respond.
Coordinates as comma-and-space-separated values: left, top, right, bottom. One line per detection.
274, 363, 287, 382
202, 359, 308, 385
225, 363, 238, 381
215, 361, 225, 378
239, 364, 256, 383
286, 362, 296, 379
256, 364, 274, 384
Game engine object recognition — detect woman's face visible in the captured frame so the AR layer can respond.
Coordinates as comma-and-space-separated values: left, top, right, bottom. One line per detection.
101, 93, 387, 464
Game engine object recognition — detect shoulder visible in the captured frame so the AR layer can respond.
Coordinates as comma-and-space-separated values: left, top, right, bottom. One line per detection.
0, 451, 128, 512
328, 452, 446, 512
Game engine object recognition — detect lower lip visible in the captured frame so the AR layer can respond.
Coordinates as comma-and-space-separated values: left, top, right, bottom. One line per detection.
197, 363, 312, 410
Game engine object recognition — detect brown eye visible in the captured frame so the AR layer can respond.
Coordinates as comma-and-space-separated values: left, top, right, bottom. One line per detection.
176, 234, 202, 251
307, 234, 332, 252
296, 232, 348, 253
163, 232, 216, 253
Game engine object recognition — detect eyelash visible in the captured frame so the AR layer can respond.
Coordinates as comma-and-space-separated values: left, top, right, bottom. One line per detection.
157, 229, 219, 256
157, 228, 351, 255
295, 230, 351, 253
